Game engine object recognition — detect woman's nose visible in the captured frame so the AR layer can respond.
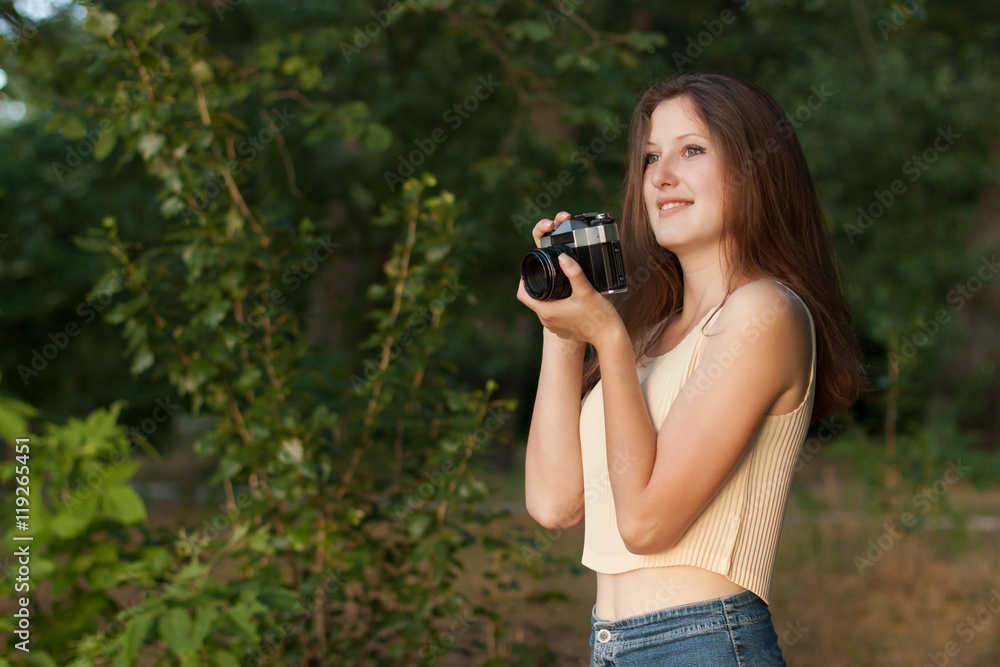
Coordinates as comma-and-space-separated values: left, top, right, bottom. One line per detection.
649, 157, 676, 188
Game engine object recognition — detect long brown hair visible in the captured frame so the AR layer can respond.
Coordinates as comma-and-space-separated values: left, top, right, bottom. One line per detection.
582, 73, 868, 419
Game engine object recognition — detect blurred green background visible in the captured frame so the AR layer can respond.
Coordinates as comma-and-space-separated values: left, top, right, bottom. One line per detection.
0, 0, 998, 665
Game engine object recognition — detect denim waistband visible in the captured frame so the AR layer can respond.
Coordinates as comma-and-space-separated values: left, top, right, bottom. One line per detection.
591, 589, 768, 635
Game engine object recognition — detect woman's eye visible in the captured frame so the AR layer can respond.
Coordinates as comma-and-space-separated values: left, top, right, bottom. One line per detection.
682, 145, 705, 158
644, 153, 660, 166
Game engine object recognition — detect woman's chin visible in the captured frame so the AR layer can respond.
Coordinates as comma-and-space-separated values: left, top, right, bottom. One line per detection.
652, 228, 684, 251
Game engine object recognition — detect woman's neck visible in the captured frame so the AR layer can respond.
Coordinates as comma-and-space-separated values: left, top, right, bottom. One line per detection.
676, 254, 734, 319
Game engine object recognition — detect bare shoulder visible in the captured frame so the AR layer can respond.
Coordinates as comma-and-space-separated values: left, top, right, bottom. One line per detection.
708, 279, 812, 345
703, 280, 813, 408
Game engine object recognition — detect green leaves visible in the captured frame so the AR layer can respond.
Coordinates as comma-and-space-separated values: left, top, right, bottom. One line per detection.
153, 605, 216, 661
10, 0, 552, 663
507, 20, 554, 43
191, 60, 214, 83
52, 495, 99, 539
122, 614, 154, 663
94, 130, 118, 161
102, 484, 148, 524
16, 654, 59, 667
137, 134, 165, 161
0, 373, 38, 441
407, 513, 434, 539
84, 9, 120, 40
60, 116, 88, 141
26, 0, 1000, 665
193, 300, 231, 329
364, 123, 393, 152
257, 586, 301, 611
625, 30, 668, 53
159, 608, 192, 657
224, 593, 263, 643
129, 346, 154, 376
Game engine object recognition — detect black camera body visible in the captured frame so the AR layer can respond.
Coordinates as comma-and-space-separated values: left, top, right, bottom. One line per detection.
520, 212, 628, 301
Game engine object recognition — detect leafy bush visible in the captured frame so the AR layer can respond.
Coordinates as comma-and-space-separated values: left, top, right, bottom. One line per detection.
0, 3, 535, 662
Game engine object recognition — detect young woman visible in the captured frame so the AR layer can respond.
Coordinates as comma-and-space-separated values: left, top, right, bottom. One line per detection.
516, 73, 867, 665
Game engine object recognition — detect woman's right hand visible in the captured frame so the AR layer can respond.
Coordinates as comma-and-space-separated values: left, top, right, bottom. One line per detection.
531, 211, 572, 248
542, 325, 588, 355
523, 209, 588, 530
523, 211, 587, 354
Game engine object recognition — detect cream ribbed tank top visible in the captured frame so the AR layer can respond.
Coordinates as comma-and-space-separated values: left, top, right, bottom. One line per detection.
579, 282, 816, 605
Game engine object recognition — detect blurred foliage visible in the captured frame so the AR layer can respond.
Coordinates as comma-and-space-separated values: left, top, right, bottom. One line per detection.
0, 0, 999, 663
0, 0, 998, 447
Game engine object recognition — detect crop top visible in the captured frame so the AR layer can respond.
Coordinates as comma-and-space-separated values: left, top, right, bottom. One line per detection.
579, 281, 816, 605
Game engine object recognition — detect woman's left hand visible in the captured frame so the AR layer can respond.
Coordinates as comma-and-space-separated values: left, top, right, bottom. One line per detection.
516, 253, 625, 349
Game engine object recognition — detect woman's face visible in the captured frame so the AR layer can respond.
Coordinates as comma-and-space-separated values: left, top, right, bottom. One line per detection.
642, 96, 727, 260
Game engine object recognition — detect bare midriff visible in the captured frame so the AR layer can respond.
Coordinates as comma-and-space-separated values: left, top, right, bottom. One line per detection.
594, 565, 747, 621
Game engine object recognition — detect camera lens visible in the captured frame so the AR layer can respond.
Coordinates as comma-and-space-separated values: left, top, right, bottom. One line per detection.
521, 246, 574, 300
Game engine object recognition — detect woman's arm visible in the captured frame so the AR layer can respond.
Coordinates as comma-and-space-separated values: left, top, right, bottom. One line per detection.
523, 328, 587, 529
595, 280, 811, 554
517, 212, 589, 530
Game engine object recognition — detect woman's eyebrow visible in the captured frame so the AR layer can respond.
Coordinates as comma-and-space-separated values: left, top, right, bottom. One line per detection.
645, 132, 709, 146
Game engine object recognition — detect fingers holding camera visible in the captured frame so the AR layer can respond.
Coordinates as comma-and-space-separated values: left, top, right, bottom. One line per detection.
516, 279, 572, 340
531, 211, 572, 248
517, 254, 624, 348
530, 220, 552, 248
516, 277, 532, 305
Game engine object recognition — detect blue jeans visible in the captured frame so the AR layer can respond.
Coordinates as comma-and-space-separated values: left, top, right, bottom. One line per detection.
589, 589, 786, 666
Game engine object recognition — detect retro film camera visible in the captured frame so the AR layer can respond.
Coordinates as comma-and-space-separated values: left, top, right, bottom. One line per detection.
520, 212, 628, 301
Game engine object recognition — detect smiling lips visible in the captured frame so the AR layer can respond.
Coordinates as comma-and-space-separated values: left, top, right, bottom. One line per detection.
656, 198, 693, 216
